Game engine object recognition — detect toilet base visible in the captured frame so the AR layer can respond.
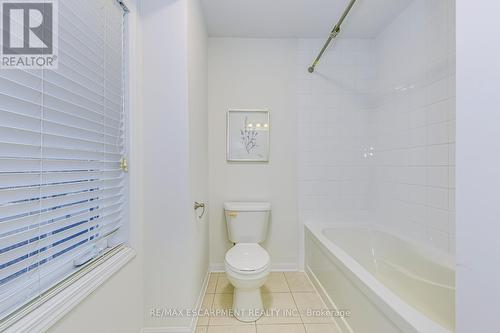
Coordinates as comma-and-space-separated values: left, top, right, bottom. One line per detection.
232, 288, 264, 322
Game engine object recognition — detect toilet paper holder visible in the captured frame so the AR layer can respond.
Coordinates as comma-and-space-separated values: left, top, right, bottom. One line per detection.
194, 202, 206, 218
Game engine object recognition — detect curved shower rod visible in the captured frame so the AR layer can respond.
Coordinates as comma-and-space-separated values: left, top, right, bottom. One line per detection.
308, 0, 357, 73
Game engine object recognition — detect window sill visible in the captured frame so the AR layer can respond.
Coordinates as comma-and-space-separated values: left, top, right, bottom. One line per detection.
3, 246, 136, 333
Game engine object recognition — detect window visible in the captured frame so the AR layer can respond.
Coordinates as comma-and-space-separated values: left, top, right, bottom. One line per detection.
0, 0, 128, 320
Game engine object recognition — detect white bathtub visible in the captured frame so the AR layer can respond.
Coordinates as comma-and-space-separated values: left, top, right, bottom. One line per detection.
304, 222, 454, 333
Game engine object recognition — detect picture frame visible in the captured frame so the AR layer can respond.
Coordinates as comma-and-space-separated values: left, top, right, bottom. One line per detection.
226, 109, 270, 162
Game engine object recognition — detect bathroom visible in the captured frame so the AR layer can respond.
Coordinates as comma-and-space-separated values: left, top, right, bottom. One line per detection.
0, 0, 497, 332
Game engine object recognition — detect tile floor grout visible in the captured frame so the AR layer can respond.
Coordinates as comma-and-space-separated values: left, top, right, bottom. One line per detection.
283, 272, 308, 332
197, 272, 339, 333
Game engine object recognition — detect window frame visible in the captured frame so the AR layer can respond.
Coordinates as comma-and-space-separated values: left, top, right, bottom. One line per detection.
0, 0, 138, 330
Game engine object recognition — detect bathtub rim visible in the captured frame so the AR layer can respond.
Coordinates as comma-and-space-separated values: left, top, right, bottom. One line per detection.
304, 221, 454, 333
319, 223, 455, 271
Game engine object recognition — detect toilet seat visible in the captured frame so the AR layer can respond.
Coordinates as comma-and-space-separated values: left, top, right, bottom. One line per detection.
225, 243, 270, 274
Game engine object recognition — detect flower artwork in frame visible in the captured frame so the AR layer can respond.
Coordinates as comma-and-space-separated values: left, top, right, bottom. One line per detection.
227, 109, 270, 162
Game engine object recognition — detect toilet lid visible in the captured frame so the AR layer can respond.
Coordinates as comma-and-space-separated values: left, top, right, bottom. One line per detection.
225, 243, 270, 272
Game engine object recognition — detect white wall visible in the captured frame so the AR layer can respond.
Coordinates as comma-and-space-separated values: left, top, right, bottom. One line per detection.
187, 0, 210, 319
208, 38, 299, 269
370, 0, 456, 253
297, 38, 375, 221
141, 0, 190, 328
456, 0, 500, 331
141, 0, 208, 330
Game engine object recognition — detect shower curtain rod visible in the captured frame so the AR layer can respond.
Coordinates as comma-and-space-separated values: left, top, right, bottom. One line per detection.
308, 0, 357, 73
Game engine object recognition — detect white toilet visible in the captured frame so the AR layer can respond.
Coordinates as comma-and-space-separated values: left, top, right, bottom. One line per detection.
224, 202, 271, 322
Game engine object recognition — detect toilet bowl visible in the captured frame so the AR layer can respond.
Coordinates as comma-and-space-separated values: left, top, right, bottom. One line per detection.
223, 201, 272, 322
225, 243, 270, 322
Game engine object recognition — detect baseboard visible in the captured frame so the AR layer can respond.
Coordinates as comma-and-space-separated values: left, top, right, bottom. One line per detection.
209, 263, 224, 272
141, 327, 191, 333
270, 262, 299, 271
209, 262, 299, 272
189, 269, 210, 331
141, 269, 210, 333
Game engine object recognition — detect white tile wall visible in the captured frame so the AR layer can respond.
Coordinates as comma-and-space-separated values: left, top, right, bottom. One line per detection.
297, 38, 375, 224
371, 0, 455, 254
297, 0, 455, 254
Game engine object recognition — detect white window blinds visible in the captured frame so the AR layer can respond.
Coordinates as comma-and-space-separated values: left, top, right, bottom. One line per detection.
0, 0, 127, 320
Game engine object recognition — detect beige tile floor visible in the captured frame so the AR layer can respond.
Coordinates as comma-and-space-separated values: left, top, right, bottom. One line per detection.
196, 272, 340, 333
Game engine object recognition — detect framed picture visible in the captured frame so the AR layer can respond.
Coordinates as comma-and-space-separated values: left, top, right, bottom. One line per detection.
227, 109, 270, 162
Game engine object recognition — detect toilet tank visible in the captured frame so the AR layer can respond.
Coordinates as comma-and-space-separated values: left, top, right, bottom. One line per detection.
224, 202, 271, 244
